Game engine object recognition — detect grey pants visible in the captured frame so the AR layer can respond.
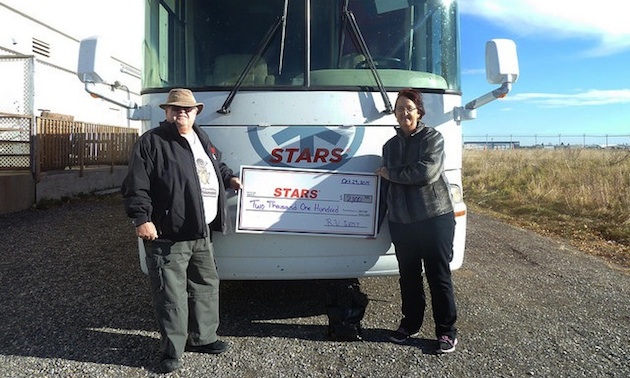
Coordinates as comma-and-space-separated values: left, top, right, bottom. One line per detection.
144, 230, 220, 359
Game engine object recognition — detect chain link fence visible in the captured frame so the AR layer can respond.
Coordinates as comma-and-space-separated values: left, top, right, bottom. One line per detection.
0, 113, 32, 170
464, 134, 630, 149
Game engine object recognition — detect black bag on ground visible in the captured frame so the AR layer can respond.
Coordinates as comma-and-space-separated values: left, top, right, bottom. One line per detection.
325, 280, 369, 341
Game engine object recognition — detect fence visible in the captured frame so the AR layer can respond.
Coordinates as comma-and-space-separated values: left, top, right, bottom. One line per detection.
0, 112, 138, 178
464, 134, 630, 149
35, 117, 138, 177
0, 113, 32, 169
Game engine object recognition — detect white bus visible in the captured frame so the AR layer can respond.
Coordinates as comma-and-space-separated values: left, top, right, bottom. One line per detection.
78, 0, 518, 279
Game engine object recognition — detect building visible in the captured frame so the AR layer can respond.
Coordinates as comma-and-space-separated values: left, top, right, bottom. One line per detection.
0, 2, 141, 125
463, 141, 520, 150
0, 2, 142, 213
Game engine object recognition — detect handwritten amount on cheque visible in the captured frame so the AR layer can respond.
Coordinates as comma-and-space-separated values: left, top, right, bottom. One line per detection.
247, 200, 370, 229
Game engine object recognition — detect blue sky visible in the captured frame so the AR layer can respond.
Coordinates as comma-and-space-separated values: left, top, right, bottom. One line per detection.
459, 0, 630, 146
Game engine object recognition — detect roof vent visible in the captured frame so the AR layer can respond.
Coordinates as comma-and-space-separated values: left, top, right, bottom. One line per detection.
32, 37, 50, 57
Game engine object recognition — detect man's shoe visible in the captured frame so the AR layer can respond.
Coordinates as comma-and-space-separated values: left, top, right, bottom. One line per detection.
186, 340, 230, 354
159, 357, 181, 373
388, 326, 419, 344
437, 335, 458, 353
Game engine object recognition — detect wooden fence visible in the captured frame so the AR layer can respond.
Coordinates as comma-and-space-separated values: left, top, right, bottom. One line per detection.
35, 117, 138, 177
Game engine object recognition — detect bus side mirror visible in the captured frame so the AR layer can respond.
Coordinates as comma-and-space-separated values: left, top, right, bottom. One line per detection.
76, 36, 140, 111
77, 36, 115, 85
455, 39, 519, 123
486, 39, 519, 85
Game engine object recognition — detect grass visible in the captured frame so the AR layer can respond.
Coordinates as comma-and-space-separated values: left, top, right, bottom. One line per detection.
463, 148, 630, 270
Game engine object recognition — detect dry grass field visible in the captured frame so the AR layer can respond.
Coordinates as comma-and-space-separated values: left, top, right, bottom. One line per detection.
463, 148, 630, 270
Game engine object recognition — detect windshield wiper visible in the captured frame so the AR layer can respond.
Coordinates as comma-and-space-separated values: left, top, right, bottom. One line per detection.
217, 0, 289, 114
341, 0, 394, 114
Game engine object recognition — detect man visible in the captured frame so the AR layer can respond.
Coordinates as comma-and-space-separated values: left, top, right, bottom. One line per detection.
122, 88, 242, 373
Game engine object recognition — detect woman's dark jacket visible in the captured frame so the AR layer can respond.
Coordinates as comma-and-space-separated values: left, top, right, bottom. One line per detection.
121, 121, 237, 241
380, 124, 453, 224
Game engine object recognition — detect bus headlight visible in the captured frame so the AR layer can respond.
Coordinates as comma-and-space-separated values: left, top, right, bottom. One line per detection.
450, 184, 463, 204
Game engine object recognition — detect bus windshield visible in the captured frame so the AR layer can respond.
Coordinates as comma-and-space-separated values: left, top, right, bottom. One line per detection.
144, 0, 460, 92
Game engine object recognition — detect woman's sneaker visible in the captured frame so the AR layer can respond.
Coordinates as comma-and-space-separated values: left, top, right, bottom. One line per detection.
388, 326, 419, 343
437, 335, 458, 353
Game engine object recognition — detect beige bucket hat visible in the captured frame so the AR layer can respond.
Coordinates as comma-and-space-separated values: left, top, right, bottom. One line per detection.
159, 88, 204, 114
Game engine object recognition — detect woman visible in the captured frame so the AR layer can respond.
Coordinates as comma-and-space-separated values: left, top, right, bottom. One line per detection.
375, 88, 458, 353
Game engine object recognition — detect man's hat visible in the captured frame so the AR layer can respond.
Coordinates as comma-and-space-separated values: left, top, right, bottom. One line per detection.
159, 88, 204, 114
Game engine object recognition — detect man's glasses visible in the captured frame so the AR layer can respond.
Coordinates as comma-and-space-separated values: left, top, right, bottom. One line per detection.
395, 106, 417, 114
170, 106, 197, 113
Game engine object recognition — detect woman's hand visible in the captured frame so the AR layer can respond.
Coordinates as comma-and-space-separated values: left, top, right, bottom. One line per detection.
375, 167, 390, 180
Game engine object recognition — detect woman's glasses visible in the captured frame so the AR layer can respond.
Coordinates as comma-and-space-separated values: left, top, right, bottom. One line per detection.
394, 106, 417, 114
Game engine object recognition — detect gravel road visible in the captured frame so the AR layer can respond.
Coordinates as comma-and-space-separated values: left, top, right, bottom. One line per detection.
0, 195, 628, 377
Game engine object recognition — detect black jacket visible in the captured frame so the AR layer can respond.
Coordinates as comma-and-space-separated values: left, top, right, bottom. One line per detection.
380, 124, 453, 224
121, 121, 237, 241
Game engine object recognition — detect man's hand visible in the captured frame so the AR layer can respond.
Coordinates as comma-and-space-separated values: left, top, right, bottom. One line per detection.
230, 177, 243, 191
136, 221, 158, 241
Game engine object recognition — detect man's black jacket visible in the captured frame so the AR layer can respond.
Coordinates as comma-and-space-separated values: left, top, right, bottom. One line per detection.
122, 121, 237, 241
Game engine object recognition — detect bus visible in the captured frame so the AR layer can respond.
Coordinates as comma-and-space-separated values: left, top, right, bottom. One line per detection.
78, 0, 518, 279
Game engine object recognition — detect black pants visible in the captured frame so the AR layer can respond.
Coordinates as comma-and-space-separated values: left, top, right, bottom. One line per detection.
389, 212, 457, 339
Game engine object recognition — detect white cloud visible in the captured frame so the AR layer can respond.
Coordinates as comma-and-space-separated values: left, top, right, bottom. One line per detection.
459, 0, 630, 56
505, 89, 630, 107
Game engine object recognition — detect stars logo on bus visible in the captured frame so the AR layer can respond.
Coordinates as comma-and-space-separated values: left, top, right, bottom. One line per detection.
248, 125, 365, 170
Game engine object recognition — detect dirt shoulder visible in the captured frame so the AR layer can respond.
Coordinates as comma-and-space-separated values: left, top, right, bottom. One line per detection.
466, 204, 630, 271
